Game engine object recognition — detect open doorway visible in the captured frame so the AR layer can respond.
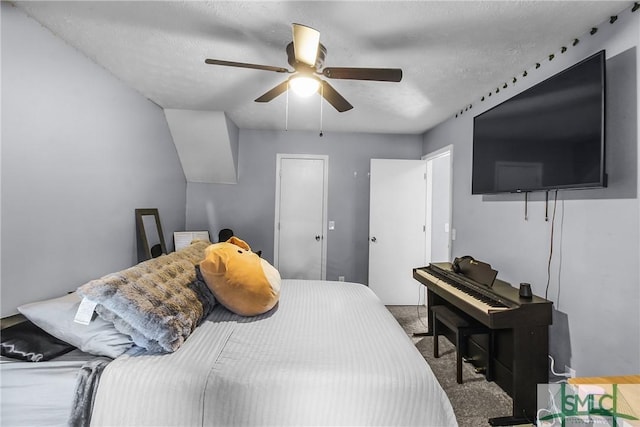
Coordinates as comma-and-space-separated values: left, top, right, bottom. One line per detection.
423, 145, 453, 264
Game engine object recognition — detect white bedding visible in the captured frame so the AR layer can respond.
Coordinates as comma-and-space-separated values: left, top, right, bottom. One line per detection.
0, 350, 102, 426
90, 280, 457, 426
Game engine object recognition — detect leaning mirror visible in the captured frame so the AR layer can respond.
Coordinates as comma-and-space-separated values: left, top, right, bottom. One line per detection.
135, 208, 167, 262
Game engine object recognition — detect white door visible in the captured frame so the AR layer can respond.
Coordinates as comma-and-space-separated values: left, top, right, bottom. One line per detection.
369, 159, 426, 305
274, 154, 328, 280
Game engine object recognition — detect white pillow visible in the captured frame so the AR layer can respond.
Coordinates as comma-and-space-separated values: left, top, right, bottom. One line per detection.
18, 292, 133, 358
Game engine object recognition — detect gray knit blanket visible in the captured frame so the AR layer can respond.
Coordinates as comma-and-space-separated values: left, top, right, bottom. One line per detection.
68, 358, 111, 427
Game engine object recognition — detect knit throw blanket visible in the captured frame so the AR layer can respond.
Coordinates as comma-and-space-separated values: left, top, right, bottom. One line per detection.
77, 240, 212, 353
68, 358, 111, 427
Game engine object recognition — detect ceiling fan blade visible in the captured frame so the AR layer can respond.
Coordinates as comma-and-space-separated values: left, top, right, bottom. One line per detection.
255, 80, 290, 103
322, 67, 403, 82
205, 58, 289, 74
292, 23, 320, 66
320, 81, 353, 112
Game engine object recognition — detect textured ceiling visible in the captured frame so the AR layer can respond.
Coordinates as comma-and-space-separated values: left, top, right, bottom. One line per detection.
13, 1, 631, 134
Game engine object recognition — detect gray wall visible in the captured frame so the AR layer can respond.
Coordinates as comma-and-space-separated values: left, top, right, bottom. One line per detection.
422, 10, 640, 377
1, 3, 187, 316
186, 129, 423, 285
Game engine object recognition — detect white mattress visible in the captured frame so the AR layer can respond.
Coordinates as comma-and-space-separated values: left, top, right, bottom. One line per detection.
90, 280, 457, 426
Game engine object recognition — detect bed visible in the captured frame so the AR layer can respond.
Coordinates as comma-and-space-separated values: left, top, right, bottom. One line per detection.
1, 242, 457, 426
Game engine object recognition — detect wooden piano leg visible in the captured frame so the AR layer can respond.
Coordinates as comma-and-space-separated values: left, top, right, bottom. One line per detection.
413, 295, 433, 337
456, 330, 464, 384
490, 325, 548, 426
433, 309, 440, 358
486, 330, 494, 382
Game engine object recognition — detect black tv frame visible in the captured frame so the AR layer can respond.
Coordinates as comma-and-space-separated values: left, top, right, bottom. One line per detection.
471, 50, 606, 195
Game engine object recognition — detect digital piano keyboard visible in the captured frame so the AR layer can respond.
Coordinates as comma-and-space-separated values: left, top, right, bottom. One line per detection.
413, 262, 553, 425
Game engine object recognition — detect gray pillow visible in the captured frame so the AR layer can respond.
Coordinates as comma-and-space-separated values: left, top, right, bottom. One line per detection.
17, 292, 133, 358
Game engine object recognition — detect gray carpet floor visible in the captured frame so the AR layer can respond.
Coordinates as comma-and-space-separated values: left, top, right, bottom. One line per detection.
386, 305, 525, 427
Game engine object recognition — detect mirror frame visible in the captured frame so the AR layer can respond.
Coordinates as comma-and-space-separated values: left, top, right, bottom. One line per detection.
135, 208, 167, 262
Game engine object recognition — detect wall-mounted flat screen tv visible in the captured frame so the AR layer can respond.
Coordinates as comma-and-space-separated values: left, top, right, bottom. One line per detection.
472, 50, 606, 194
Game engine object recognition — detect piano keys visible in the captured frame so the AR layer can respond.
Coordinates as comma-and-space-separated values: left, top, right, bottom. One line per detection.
413, 262, 553, 426
415, 268, 511, 313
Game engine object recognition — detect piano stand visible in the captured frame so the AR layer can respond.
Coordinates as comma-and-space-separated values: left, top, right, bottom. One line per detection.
432, 305, 492, 384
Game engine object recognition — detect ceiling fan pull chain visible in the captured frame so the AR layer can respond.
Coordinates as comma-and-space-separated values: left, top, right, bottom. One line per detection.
285, 81, 289, 131
319, 84, 324, 137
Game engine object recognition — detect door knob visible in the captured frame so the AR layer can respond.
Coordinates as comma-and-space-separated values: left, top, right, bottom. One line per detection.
370, 237, 377, 242
315, 235, 321, 241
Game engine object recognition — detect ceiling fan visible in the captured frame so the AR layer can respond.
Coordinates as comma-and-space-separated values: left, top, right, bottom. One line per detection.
205, 23, 403, 112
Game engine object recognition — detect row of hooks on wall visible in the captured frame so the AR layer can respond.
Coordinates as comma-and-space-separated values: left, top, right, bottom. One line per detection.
454, 3, 638, 119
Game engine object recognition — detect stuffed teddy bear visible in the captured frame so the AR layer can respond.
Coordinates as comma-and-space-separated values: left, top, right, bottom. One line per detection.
199, 236, 281, 316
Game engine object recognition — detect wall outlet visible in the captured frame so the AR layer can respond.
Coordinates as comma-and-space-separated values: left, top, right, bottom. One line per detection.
338, 276, 345, 282
565, 365, 576, 378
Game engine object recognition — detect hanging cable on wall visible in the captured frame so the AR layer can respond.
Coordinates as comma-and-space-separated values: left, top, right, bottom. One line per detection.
544, 190, 559, 300
545, 191, 549, 221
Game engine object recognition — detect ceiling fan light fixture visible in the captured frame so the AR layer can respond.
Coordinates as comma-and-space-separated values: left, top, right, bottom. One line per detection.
289, 76, 320, 97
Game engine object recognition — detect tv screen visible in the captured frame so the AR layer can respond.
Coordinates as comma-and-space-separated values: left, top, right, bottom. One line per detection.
472, 50, 606, 194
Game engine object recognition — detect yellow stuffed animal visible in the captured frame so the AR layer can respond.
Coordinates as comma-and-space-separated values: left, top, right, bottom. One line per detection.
200, 237, 281, 316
